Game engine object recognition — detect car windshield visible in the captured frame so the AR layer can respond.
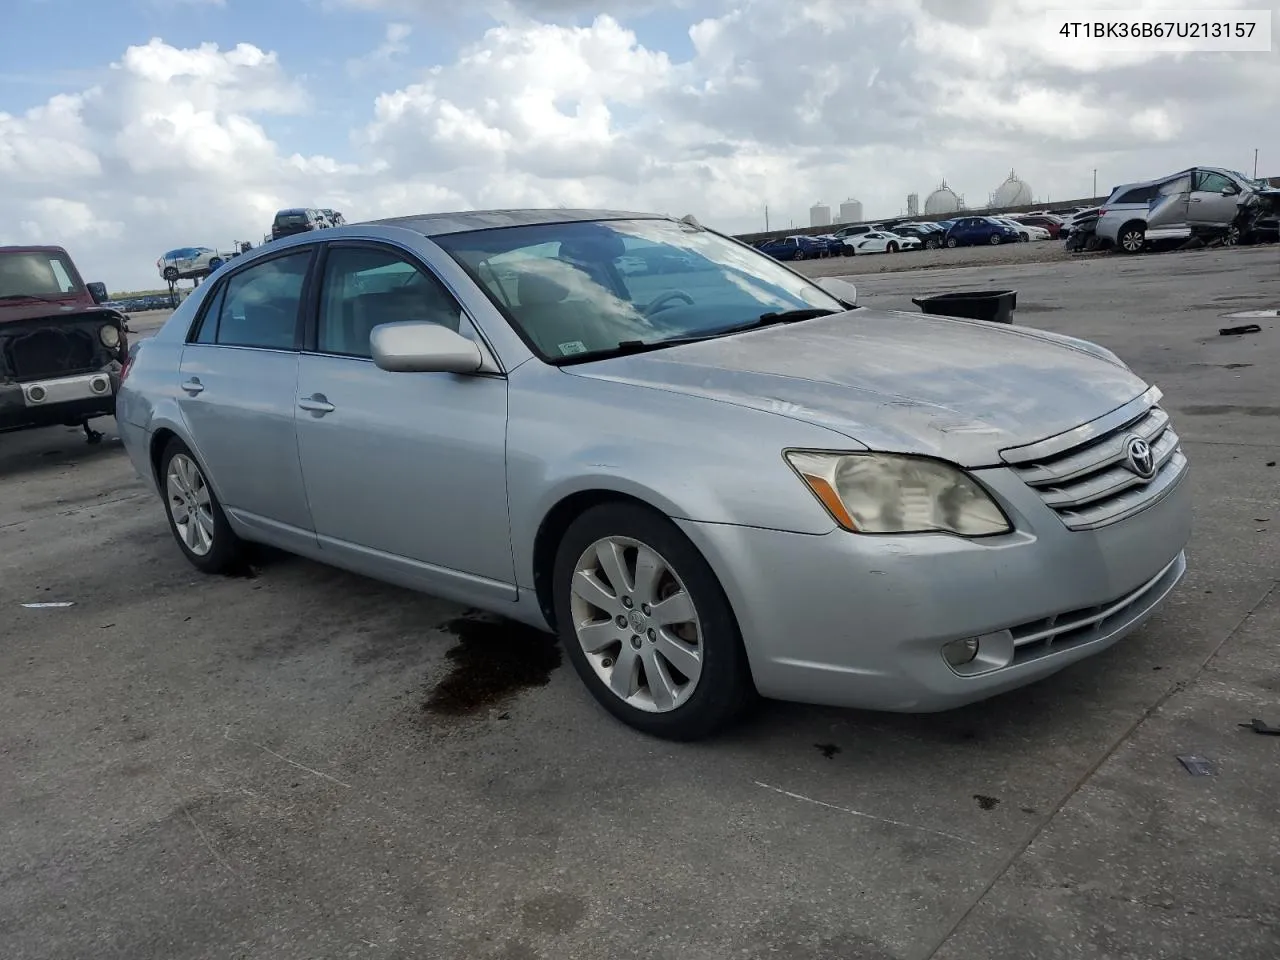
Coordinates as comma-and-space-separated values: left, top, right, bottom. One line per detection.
434, 218, 845, 362
0, 250, 82, 300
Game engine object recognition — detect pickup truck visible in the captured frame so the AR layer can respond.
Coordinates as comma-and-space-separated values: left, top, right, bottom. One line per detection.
0, 245, 130, 444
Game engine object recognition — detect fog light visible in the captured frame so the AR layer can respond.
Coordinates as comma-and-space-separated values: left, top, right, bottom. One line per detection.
28, 385, 47, 403
942, 637, 980, 667
90, 377, 109, 394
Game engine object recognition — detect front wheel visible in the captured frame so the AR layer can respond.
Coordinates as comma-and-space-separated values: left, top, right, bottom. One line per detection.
553, 503, 755, 740
160, 438, 246, 574
946, 236, 958, 248
162, 266, 179, 282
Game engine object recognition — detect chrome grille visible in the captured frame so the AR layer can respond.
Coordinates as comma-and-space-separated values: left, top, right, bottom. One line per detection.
1002, 389, 1188, 531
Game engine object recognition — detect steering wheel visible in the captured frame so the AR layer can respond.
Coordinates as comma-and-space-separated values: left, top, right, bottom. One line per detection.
642, 289, 695, 316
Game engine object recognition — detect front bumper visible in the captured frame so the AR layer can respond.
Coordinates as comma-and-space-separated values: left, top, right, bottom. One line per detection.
0, 369, 119, 432
676, 463, 1191, 713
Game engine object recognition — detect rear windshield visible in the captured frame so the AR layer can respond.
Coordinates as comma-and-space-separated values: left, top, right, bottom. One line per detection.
275, 213, 309, 226
0, 251, 82, 299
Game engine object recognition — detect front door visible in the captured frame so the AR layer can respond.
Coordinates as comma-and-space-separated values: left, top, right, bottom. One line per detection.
293, 241, 514, 604
177, 247, 317, 550
1186, 169, 1242, 228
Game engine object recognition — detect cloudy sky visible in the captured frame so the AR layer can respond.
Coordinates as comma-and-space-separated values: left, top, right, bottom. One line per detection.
1, 0, 1276, 289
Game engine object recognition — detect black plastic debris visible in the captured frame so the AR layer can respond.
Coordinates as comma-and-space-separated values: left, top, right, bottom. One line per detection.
1177, 755, 1216, 776
1219, 323, 1262, 336
912, 290, 1017, 324
814, 743, 841, 759
1239, 719, 1280, 736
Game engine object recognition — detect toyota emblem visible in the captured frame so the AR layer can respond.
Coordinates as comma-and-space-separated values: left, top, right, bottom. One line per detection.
1124, 435, 1157, 480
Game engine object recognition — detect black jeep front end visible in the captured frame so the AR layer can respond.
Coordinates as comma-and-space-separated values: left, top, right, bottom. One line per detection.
0, 309, 129, 442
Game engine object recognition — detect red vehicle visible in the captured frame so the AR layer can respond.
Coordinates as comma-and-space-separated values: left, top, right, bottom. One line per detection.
0, 246, 129, 443
1011, 214, 1065, 239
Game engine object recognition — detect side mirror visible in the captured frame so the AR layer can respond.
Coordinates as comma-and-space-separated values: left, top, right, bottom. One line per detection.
371, 321, 484, 374
86, 282, 108, 304
1221, 186, 1237, 196
814, 276, 858, 308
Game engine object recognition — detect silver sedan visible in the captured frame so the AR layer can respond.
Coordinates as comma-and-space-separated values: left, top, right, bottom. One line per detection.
117, 209, 1191, 740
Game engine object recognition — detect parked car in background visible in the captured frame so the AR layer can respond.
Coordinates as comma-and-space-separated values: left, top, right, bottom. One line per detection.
157, 247, 230, 283
811, 235, 850, 257
944, 217, 1021, 247
271, 208, 328, 241
832, 224, 874, 240
888, 223, 944, 249
1012, 214, 1066, 239
1095, 166, 1280, 253
320, 209, 346, 227
846, 230, 922, 254
992, 217, 1051, 242
756, 235, 828, 261
0, 245, 128, 444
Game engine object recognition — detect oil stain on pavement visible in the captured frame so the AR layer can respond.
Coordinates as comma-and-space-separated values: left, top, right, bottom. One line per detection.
422, 613, 562, 716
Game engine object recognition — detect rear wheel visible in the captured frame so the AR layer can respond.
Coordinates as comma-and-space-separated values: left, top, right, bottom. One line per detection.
553, 503, 755, 740
160, 438, 246, 574
887, 241, 898, 253
162, 266, 179, 282
1118, 222, 1146, 253
988, 233, 1002, 245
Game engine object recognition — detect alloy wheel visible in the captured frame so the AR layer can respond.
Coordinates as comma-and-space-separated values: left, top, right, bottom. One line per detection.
569, 536, 704, 713
166, 453, 215, 556
1121, 229, 1144, 252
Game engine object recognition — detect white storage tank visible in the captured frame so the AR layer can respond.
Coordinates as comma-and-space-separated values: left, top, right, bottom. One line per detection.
992, 169, 1033, 208
924, 180, 961, 215
838, 198, 863, 224
906, 193, 919, 217
810, 202, 832, 227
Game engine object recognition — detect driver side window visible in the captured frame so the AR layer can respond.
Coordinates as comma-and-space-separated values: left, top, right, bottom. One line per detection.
316, 246, 464, 359
1196, 171, 1235, 194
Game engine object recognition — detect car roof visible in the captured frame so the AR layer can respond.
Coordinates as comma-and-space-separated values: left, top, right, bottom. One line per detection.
366, 208, 669, 238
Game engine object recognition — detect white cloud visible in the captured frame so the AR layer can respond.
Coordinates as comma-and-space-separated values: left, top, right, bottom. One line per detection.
1, 0, 1276, 289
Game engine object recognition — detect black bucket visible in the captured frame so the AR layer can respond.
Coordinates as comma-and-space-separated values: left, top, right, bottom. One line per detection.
911, 290, 1017, 324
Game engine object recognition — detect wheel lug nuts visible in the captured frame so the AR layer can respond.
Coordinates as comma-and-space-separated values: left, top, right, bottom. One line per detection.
615, 615, 627, 628
621, 597, 633, 609
630, 635, 642, 650
602, 657, 613, 668
647, 629, 656, 641
641, 603, 651, 615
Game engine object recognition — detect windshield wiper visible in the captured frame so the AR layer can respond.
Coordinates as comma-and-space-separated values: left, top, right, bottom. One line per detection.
600, 308, 839, 359
753, 307, 839, 325
0, 293, 63, 303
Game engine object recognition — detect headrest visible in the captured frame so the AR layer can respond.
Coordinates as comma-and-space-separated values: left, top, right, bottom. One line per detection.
518, 272, 571, 306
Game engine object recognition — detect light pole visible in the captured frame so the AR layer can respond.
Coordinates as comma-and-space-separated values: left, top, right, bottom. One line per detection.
1092, 168, 1097, 198
1254, 148, 1259, 179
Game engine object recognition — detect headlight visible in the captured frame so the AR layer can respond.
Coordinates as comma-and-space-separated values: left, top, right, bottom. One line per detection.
784, 451, 1011, 536
99, 324, 121, 348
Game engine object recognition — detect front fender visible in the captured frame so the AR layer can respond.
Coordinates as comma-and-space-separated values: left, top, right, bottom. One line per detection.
505, 363, 845, 588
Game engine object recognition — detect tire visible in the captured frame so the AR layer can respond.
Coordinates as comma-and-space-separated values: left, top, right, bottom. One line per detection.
1224, 224, 1241, 246
159, 438, 246, 574
1118, 222, 1146, 253
162, 267, 179, 282
946, 236, 958, 248
887, 241, 898, 253
927, 238, 940, 250
552, 502, 755, 741
208, 257, 223, 271
1020, 233, 1030, 242
989, 233, 1002, 245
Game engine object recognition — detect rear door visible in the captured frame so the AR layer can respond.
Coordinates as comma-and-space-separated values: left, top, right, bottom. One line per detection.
293, 241, 514, 601
177, 247, 317, 550
1143, 174, 1192, 230
1186, 169, 1242, 227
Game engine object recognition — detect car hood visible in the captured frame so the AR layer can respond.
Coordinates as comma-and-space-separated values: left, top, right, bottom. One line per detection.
0, 300, 106, 325
566, 309, 1149, 467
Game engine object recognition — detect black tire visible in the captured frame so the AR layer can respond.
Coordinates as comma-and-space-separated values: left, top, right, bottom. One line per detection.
552, 502, 756, 740
159, 437, 246, 574
208, 257, 223, 271
887, 241, 898, 253
988, 233, 1002, 245
1019, 232, 1030, 242
162, 267, 179, 282
1118, 222, 1146, 254
927, 238, 940, 249
946, 236, 958, 248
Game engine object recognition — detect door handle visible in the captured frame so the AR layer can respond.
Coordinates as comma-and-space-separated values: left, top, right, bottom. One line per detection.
298, 395, 335, 414
181, 378, 204, 395
1190, 197, 1202, 202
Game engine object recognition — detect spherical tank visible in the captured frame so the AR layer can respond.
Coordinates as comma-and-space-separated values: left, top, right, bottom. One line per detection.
810, 202, 832, 228
992, 169, 1033, 208
838, 198, 863, 223
923, 181, 960, 216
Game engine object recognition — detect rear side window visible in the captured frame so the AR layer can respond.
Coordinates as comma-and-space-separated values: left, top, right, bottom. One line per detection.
195, 252, 311, 350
